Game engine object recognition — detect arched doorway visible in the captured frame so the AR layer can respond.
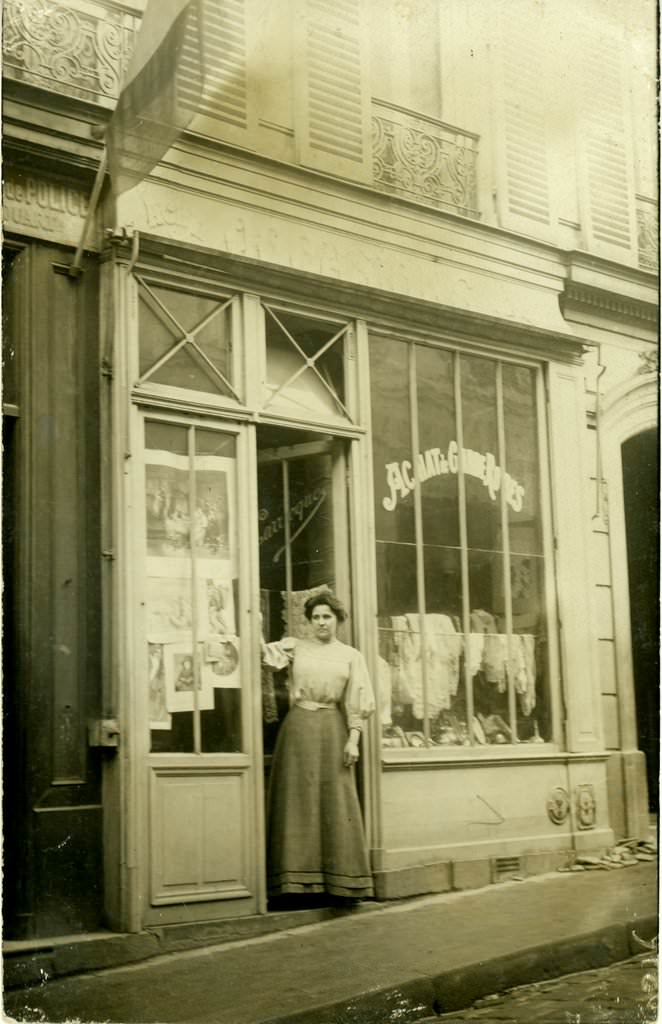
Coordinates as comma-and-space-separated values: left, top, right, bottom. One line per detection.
621, 428, 659, 810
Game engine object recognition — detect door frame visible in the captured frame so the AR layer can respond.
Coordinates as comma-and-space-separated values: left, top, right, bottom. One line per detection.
101, 251, 377, 930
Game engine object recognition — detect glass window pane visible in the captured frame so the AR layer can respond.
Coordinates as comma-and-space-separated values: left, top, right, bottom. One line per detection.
138, 282, 233, 397
370, 337, 416, 544
194, 429, 242, 753
263, 308, 347, 421
512, 554, 550, 743
144, 421, 194, 752
423, 544, 462, 617
376, 541, 418, 617
423, 546, 468, 747
461, 356, 501, 552
503, 364, 543, 555
467, 549, 511, 744
416, 345, 459, 547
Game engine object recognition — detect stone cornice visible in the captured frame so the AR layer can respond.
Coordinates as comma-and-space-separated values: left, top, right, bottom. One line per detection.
560, 280, 658, 328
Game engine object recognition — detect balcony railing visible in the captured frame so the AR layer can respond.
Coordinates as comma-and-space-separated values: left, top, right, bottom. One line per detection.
636, 196, 659, 272
371, 100, 480, 219
3, 0, 139, 107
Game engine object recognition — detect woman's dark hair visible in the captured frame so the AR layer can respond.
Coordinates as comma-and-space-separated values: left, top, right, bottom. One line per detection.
303, 591, 347, 624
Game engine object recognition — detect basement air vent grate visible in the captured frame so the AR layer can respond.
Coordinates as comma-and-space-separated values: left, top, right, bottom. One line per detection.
493, 856, 523, 882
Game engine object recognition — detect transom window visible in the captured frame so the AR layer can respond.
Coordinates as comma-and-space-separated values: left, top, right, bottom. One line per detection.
261, 302, 354, 425
136, 275, 238, 400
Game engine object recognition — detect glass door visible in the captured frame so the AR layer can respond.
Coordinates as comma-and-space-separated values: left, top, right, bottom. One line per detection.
137, 414, 259, 925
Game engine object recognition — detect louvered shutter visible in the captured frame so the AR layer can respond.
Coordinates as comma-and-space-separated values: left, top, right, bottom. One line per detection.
294, 0, 372, 182
575, 24, 637, 264
490, 5, 554, 238
181, 0, 257, 147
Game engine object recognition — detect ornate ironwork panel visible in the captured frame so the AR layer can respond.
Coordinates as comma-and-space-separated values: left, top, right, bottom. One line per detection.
372, 101, 479, 219
3, 0, 139, 107
636, 197, 659, 272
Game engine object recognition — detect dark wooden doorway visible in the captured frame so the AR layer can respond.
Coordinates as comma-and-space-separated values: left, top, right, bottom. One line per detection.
622, 428, 659, 812
2, 243, 104, 937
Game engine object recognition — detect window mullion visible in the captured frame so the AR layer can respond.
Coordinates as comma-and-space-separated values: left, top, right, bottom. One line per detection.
454, 353, 474, 745
409, 345, 430, 745
189, 425, 201, 754
496, 362, 517, 743
282, 460, 294, 635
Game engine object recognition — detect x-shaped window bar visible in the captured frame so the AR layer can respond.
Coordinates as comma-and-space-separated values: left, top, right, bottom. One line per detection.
262, 304, 353, 422
135, 274, 239, 402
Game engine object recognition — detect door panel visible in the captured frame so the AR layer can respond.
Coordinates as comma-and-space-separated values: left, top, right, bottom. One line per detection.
150, 765, 251, 903
3, 243, 103, 938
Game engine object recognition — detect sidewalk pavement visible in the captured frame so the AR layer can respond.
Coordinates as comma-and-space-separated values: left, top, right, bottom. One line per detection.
3, 862, 657, 1024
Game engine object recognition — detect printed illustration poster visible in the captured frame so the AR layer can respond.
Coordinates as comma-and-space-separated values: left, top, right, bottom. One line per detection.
194, 454, 236, 566
146, 574, 193, 635
145, 451, 236, 564
163, 642, 215, 713
145, 452, 191, 558
202, 636, 240, 689
148, 643, 172, 730
196, 563, 236, 636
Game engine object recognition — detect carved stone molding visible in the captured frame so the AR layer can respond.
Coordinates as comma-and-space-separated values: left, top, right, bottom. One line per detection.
3, 0, 139, 107
637, 348, 658, 376
575, 784, 597, 830
561, 280, 658, 326
546, 786, 570, 825
372, 101, 479, 219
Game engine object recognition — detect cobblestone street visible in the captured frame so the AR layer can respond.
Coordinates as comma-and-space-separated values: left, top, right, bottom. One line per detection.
417, 954, 658, 1024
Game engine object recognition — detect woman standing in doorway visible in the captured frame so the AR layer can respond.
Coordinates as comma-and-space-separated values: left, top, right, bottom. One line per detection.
262, 592, 375, 901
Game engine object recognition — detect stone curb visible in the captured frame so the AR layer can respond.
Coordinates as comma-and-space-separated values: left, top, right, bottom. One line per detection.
259, 915, 659, 1024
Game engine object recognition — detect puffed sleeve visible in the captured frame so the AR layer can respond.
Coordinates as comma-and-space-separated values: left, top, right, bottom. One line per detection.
344, 649, 376, 731
261, 637, 296, 671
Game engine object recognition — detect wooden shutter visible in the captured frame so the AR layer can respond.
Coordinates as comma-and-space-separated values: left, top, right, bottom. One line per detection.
490, 4, 554, 237
294, 0, 372, 182
576, 23, 637, 263
183, 0, 257, 147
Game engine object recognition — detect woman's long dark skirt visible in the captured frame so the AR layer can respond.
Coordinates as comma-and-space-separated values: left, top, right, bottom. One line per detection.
266, 705, 374, 899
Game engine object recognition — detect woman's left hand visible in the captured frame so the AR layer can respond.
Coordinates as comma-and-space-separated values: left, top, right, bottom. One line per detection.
343, 736, 360, 767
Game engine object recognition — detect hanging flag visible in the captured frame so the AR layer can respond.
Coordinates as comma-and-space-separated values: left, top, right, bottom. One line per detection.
106, 0, 205, 196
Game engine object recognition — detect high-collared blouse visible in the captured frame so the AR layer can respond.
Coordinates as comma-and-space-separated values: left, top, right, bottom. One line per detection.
262, 637, 375, 732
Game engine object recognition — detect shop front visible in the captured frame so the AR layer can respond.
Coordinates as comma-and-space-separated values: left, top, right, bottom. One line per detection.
100, 229, 614, 932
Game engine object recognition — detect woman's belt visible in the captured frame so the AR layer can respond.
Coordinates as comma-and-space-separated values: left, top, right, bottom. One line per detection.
294, 700, 336, 711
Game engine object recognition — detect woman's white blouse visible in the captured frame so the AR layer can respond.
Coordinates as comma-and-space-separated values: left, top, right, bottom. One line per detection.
262, 637, 375, 731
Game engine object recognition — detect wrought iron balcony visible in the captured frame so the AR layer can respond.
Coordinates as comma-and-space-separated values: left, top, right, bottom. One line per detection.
3, 0, 139, 108
636, 196, 659, 272
372, 100, 480, 219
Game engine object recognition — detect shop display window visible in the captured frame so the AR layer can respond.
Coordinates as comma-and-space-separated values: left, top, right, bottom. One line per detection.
143, 420, 241, 753
371, 337, 552, 751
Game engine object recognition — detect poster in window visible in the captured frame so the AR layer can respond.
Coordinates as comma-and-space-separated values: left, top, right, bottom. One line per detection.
146, 573, 193, 634
194, 455, 235, 562
196, 563, 236, 636
145, 452, 191, 557
163, 642, 215, 713
202, 636, 240, 689
148, 643, 172, 730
